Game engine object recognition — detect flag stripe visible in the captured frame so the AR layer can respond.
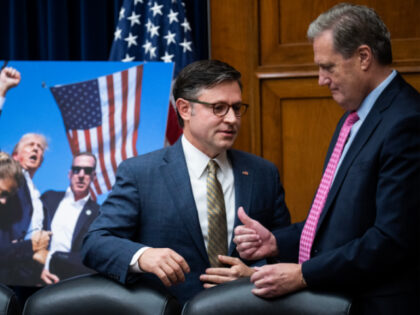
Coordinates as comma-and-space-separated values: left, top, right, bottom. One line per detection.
132, 65, 142, 156
106, 75, 118, 173
66, 131, 76, 155
84, 129, 92, 152
125, 67, 135, 158
88, 128, 105, 195
96, 125, 112, 191
121, 69, 128, 160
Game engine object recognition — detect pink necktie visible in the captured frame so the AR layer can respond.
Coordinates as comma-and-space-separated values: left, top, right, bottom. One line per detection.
299, 112, 359, 263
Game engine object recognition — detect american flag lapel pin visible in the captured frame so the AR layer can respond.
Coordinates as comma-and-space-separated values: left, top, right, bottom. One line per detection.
242, 171, 249, 175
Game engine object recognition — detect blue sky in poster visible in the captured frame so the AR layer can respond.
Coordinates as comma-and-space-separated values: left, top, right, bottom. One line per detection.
0, 61, 174, 203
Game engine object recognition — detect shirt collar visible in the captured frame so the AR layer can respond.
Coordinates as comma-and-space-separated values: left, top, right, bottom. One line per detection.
356, 70, 397, 121
181, 135, 230, 179
23, 169, 31, 182
65, 186, 90, 205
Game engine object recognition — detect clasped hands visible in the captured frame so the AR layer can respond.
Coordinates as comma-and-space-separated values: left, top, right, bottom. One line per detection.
31, 230, 52, 263
137, 207, 306, 297
233, 207, 307, 298
138, 248, 254, 288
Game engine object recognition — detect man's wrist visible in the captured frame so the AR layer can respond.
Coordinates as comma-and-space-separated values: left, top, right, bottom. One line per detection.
300, 264, 307, 288
130, 247, 150, 273
269, 233, 279, 256
0, 88, 7, 97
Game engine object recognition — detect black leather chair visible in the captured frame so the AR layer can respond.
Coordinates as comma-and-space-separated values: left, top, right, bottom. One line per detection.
182, 277, 353, 315
22, 274, 181, 315
0, 283, 21, 315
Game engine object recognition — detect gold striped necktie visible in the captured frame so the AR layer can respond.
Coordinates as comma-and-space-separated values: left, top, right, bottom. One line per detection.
206, 159, 228, 267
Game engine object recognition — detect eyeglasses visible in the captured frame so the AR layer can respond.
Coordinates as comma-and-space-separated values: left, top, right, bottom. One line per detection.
71, 166, 94, 175
185, 99, 248, 117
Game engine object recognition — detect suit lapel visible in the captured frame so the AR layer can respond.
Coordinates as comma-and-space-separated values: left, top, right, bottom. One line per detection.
317, 74, 402, 229
45, 191, 66, 230
160, 140, 208, 263
229, 150, 254, 255
11, 179, 33, 239
71, 198, 97, 250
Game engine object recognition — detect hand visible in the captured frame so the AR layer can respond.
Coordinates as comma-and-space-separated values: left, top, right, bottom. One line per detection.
31, 230, 52, 252
138, 248, 190, 287
251, 263, 307, 298
200, 255, 255, 288
233, 207, 278, 260
40, 269, 60, 285
0, 67, 21, 96
33, 249, 49, 265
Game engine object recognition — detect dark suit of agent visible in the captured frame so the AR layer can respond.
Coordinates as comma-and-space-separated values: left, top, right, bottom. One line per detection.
234, 4, 420, 315
82, 60, 291, 305
38, 152, 99, 284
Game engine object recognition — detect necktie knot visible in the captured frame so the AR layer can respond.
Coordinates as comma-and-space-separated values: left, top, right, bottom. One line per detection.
208, 160, 218, 175
345, 112, 360, 127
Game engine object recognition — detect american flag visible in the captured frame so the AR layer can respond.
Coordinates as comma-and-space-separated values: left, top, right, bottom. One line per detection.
50, 65, 144, 197
109, 0, 197, 145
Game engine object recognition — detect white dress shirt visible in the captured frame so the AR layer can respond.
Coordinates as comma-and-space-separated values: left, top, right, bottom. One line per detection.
181, 135, 236, 248
333, 70, 397, 182
130, 136, 236, 272
45, 187, 90, 270
23, 170, 45, 239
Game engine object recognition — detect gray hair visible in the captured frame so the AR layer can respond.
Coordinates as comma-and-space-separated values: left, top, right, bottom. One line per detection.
172, 60, 242, 128
12, 133, 48, 155
307, 3, 392, 65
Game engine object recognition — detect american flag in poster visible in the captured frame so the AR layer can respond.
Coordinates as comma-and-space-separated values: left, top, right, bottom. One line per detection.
109, 0, 197, 145
50, 65, 143, 197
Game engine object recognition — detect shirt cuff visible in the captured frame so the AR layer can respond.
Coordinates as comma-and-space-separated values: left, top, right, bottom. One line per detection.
45, 251, 53, 271
129, 247, 150, 273
0, 96, 5, 111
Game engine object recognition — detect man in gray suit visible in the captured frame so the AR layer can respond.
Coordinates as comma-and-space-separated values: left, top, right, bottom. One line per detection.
82, 60, 291, 304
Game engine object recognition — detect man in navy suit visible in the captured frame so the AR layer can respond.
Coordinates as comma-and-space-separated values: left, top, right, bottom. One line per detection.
234, 3, 420, 314
2, 133, 50, 287
38, 152, 99, 284
82, 60, 291, 304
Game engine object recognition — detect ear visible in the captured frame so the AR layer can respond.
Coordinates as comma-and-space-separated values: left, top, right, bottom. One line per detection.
358, 45, 372, 71
68, 170, 72, 181
175, 98, 191, 121
91, 171, 97, 183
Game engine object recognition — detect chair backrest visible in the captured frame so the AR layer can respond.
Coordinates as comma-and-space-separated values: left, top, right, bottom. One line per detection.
23, 274, 181, 315
182, 277, 353, 315
0, 283, 21, 315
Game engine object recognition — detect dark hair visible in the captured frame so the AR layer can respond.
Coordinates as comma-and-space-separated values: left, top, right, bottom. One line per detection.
72, 151, 97, 169
172, 60, 242, 127
0, 152, 24, 187
307, 3, 392, 65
